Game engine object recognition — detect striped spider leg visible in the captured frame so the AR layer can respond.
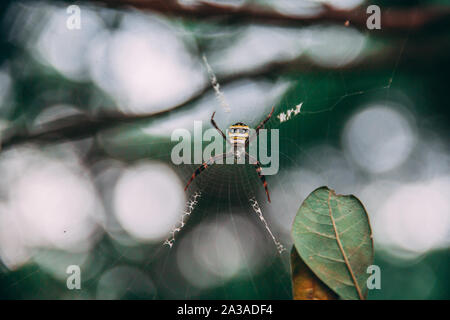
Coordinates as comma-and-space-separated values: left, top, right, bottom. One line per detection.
245, 152, 271, 203
184, 151, 234, 191
245, 106, 275, 148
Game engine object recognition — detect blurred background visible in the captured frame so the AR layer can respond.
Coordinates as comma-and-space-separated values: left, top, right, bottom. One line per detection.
0, 0, 449, 299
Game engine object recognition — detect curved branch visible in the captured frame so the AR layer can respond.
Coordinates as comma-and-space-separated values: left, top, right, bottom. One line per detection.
89, 0, 450, 33
1, 42, 447, 150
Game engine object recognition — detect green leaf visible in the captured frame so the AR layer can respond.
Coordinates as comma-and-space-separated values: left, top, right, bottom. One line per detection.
292, 186, 374, 300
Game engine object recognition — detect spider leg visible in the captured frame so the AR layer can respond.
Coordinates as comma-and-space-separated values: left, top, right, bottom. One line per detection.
246, 106, 275, 147
184, 152, 231, 191
211, 112, 230, 144
255, 106, 275, 134
246, 152, 271, 203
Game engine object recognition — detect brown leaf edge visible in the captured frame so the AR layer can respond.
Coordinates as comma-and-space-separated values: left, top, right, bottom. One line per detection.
290, 246, 339, 300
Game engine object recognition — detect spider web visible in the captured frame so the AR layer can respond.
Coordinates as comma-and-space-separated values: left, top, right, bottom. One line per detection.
0, 5, 414, 301
163, 55, 286, 254
150, 32, 409, 299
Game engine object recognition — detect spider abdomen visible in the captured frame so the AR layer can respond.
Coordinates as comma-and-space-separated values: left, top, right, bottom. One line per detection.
228, 123, 250, 145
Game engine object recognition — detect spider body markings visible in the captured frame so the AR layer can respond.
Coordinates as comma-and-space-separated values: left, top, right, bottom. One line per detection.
228, 122, 250, 145
184, 107, 275, 202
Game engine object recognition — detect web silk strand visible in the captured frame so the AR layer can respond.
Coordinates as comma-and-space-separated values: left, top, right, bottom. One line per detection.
249, 196, 286, 254
202, 55, 231, 113
164, 191, 202, 248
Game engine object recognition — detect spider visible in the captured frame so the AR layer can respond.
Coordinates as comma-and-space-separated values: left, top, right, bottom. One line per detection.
184, 106, 275, 202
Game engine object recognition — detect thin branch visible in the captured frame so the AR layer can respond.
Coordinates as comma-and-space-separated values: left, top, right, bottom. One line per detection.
90, 0, 450, 33
0, 68, 259, 149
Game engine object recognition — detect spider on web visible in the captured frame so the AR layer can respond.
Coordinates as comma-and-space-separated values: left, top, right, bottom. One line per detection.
165, 55, 285, 253
164, 107, 285, 252
184, 107, 275, 203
